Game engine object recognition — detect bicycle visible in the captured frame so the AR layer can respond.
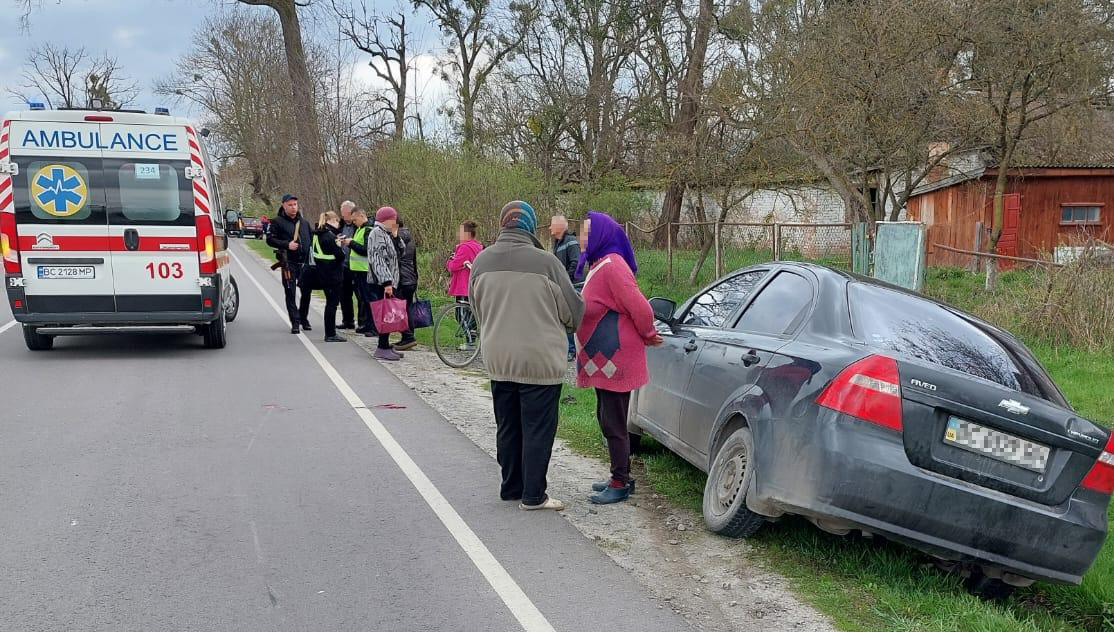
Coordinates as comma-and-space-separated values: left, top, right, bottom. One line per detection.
432, 300, 481, 368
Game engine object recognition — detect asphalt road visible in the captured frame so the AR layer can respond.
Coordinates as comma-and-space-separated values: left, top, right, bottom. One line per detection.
0, 242, 687, 632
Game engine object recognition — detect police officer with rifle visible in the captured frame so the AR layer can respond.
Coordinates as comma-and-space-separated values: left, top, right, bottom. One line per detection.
266, 194, 315, 334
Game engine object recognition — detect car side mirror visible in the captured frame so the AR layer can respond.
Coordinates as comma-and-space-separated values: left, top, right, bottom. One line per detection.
650, 297, 677, 325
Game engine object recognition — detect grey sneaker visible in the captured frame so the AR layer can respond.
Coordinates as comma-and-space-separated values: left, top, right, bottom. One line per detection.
374, 348, 402, 361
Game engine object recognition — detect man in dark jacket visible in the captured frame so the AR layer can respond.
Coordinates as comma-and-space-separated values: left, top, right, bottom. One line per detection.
266, 194, 314, 334
550, 215, 580, 359
394, 220, 420, 351
337, 200, 358, 329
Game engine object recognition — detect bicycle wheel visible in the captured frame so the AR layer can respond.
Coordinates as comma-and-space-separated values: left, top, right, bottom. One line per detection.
432, 302, 481, 368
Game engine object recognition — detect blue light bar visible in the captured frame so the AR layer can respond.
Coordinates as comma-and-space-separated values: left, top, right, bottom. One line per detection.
29, 101, 45, 111
154, 107, 170, 116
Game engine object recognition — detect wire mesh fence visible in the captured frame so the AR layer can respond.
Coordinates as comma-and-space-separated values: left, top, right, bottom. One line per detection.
624, 221, 852, 294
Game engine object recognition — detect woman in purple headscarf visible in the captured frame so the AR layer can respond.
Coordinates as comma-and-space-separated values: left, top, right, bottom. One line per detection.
574, 211, 662, 504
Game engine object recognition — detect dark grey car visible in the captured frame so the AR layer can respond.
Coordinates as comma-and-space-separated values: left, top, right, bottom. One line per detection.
631, 262, 1113, 596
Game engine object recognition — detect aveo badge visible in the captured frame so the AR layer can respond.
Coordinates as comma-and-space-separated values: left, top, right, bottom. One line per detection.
31, 164, 88, 217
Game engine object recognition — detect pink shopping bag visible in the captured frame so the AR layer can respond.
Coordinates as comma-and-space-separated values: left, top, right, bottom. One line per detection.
370, 297, 410, 334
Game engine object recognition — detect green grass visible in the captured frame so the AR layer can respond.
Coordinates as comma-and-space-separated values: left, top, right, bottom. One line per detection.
242, 240, 1114, 630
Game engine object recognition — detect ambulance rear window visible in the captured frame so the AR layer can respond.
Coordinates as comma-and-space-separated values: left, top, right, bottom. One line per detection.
116, 163, 187, 223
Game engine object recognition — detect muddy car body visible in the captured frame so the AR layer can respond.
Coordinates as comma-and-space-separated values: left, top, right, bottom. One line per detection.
632, 262, 1112, 591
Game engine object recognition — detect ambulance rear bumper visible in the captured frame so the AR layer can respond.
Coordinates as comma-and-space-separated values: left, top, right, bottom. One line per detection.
6, 275, 221, 326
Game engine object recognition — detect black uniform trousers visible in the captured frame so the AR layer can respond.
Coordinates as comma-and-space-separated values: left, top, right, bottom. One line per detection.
340, 268, 356, 327
282, 262, 311, 326
491, 381, 562, 506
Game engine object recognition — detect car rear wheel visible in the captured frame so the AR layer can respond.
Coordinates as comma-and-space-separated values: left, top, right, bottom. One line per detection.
203, 311, 227, 349
703, 425, 765, 538
224, 276, 240, 323
22, 325, 54, 351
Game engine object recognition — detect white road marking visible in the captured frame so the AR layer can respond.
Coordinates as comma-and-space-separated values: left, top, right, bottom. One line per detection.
0, 320, 16, 335
229, 249, 556, 632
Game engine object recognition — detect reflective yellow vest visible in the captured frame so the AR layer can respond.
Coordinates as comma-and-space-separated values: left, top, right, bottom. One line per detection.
312, 234, 336, 261
349, 225, 370, 272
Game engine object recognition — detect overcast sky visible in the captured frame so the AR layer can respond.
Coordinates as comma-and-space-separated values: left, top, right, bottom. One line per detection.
1, 0, 211, 112
1, 0, 451, 127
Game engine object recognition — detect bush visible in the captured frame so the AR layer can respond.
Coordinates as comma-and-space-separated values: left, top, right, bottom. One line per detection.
924, 258, 1114, 351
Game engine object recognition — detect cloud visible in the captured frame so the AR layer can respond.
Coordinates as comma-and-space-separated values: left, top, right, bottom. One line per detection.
112, 27, 144, 48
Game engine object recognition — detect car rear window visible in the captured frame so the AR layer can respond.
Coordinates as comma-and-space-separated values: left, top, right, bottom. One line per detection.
849, 283, 1042, 395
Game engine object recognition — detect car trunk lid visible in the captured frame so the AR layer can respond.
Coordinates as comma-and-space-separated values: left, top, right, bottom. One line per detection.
899, 359, 1107, 506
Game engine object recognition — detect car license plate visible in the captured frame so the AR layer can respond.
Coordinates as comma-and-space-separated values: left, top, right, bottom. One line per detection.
37, 265, 95, 280
944, 416, 1050, 472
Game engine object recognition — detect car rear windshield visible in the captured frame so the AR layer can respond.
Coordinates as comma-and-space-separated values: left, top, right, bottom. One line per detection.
849, 283, 1045, 396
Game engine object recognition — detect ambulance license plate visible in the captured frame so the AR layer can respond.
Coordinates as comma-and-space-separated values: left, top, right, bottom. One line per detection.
37, 265, 95, 280
944, 416, 1050, 472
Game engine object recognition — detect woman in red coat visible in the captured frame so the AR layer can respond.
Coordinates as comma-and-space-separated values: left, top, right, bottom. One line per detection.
574, 211, 662, 504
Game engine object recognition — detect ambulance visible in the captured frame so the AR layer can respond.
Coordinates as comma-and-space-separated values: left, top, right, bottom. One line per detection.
0, 105, 239, 350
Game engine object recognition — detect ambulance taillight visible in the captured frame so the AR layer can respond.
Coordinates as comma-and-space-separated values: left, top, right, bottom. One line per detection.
196, 214, 216, 275
1, 212, 19, 275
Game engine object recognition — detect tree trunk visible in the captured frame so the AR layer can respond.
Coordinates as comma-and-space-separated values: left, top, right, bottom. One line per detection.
653, 0, 714, 248
688, 193, 725, 285
251, 0, 330, 220
985, 165, 1010, 289
461, 85, 476, 147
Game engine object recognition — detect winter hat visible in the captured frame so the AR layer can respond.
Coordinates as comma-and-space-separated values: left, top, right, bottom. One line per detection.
499, 200, 537, 235
375, 206, 398, 223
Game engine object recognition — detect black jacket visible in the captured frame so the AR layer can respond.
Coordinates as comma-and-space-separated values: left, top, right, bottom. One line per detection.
553, 232, 580, 283
397, 227, 419, 287
300, 225, 345, 289
266, 209, 314, 265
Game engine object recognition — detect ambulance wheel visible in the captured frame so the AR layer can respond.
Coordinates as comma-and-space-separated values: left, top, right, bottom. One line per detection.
224, 276, 240, 323
203, 312, 227, 349
23, 325, 54, 351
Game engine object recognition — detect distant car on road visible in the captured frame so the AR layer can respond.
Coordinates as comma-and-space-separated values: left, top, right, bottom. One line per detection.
633, 262, 1112, 598
225, 209, 243, 238
241, 216, 264, 239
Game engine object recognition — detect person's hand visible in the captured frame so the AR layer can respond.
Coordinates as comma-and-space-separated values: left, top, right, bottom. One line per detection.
464, 261, 473, 269
646, 334, 664, 347
288, 242, 299, 251
385, 286, 394, 298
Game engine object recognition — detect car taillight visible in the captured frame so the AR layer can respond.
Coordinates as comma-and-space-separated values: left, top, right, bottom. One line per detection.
1, 212, 19, 275
816, 354, 903, 432
1081, 433, 1114, 494
196, 214, 216, 274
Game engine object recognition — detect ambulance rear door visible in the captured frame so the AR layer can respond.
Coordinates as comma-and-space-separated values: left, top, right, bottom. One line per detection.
9, 120, 115, 313
101, 124, 201, 313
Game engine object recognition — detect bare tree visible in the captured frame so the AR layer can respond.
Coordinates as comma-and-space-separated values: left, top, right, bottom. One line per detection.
237, 0, 333, 219
334, 1, 414, 139
158, 11, 301, 209
414, 0, 538, 146
653, 0, 714, 247
8, 44, 137, 109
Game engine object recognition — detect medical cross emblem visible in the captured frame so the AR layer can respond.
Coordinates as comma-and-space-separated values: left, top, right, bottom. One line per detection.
31, 164, 88, 217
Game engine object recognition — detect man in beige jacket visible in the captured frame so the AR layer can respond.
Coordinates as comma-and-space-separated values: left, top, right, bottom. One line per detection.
469, 200, 585, 510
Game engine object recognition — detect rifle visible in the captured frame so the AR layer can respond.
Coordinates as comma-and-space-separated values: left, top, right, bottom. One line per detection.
271, 219, 303, 282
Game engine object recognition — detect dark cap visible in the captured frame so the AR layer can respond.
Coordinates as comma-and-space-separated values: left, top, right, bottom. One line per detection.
281, 194, 298, 203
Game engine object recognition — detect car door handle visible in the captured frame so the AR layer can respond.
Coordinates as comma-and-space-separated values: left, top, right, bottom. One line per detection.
683, 339, 698, 353
741, 350, 761, 366
123, 228, 140, 251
